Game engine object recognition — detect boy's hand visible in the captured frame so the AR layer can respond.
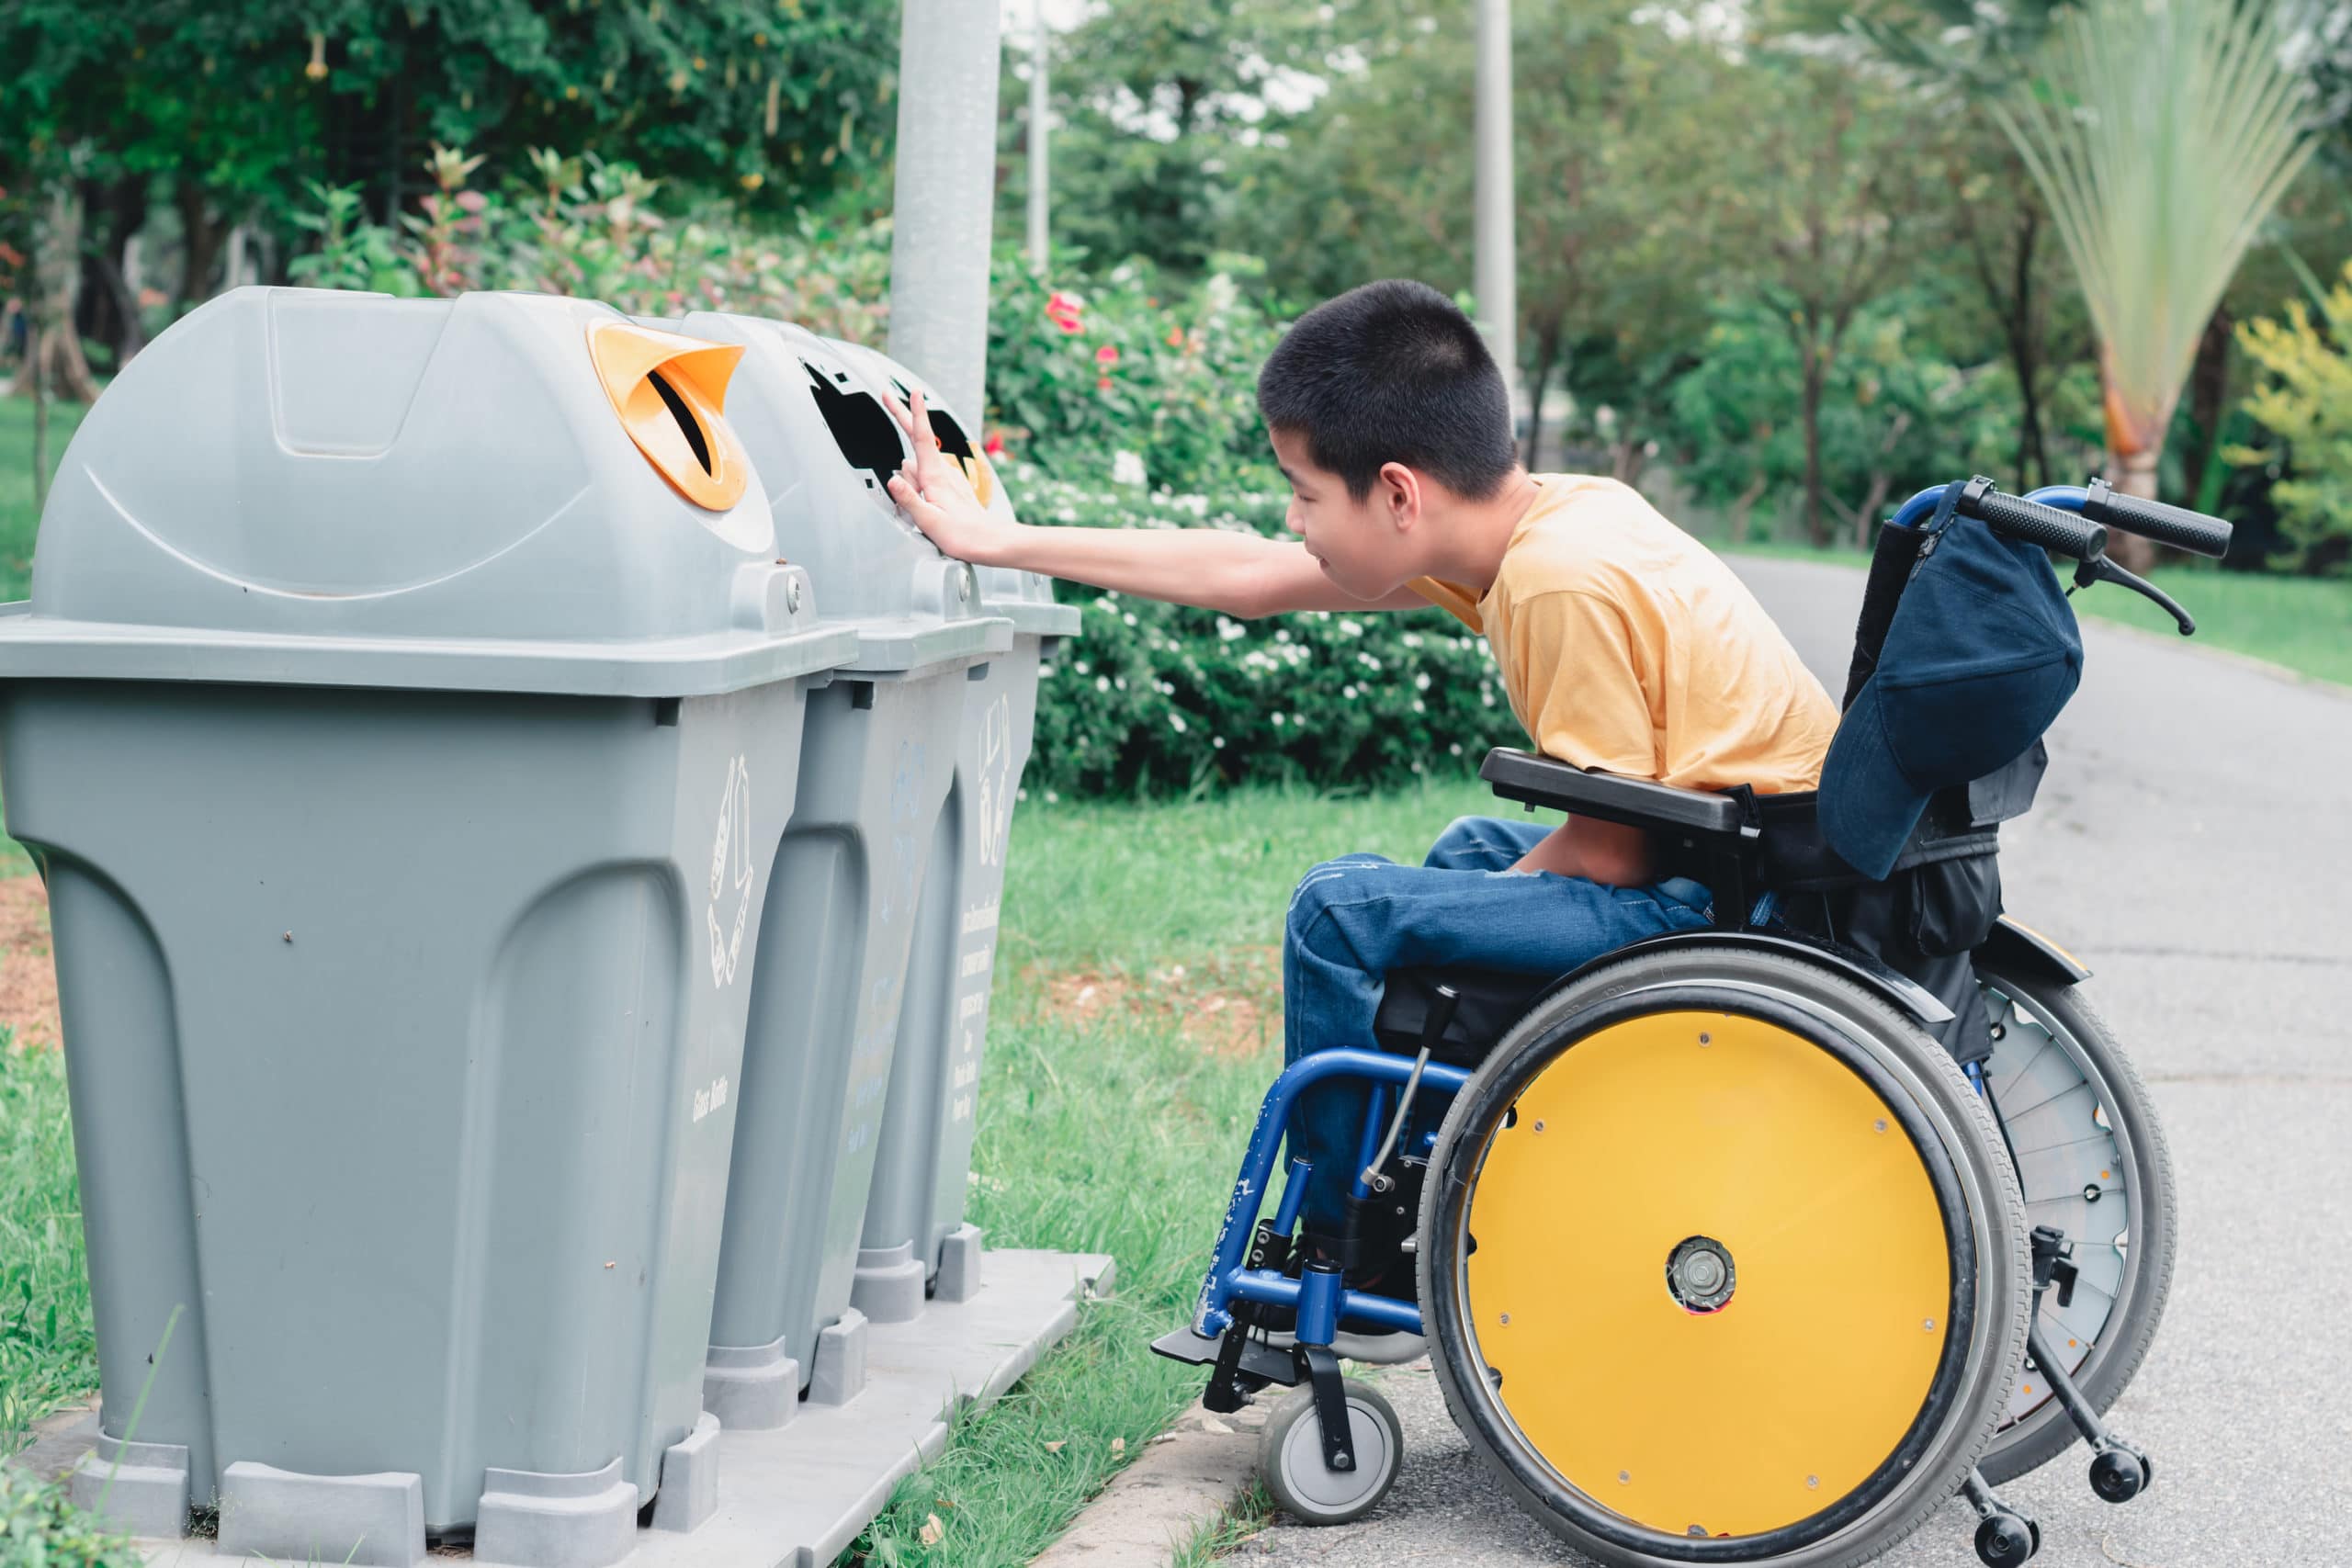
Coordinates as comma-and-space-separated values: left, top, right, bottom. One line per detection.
886, 388, 1011, 564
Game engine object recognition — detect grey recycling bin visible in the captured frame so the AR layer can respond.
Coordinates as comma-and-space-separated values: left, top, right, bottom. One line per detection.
667, 313, 1012, 1427
0, 287, 858, 1565
817, 343, 1081, 1319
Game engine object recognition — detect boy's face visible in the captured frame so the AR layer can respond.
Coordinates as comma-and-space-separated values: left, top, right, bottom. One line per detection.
1271, 428, 1420, 600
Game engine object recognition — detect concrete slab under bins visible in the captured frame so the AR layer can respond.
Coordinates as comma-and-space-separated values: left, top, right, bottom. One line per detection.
70, 1248, 1112, 1568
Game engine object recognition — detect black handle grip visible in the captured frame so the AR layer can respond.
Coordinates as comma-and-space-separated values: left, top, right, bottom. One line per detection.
2081, 479, 2232, 558
1957, 483, 2109, 562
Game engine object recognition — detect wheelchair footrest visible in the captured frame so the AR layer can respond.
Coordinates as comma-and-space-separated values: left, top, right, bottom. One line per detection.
1149, 1325, 1301, 1387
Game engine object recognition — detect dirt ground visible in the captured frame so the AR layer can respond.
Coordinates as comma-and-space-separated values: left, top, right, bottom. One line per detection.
0, 874, 58, 1050
1034, 951, 1280, 1059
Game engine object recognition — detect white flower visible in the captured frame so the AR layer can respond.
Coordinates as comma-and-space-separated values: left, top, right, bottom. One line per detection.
1402, 632, 1424, 649
1095, 675, 1111, 693
1449, 742, 1464, 756
1342, 684, 1358, 700
1337, 618, 1363, 637
1274, 628, 1291, 643
1112, 450, 1148, 487
1123, 612, 1138, 626
1358, 652, 1381, 671
1114, 676, 1126, 690
1272, 712, 1287, 727
1412, 699, 1425, 713
1414, 671, 1430, 691
1213, 736, 1226, 749
1170, 713, 1188, 733
1216, 616, 1248, 642
1046, 790, 1061, 804
1075, 660, 1091, 674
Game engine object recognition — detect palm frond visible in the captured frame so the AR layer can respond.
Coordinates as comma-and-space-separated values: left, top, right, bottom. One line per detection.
1991, 0, 2320, 447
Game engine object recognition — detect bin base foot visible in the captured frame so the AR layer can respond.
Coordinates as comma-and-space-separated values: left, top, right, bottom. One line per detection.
67, 1434, 190, 1540
851, 1242, 927, 1324
86, 1248, 1116, 1568
216, 1460, 424, 1567
473, 1457, 637, 1568
702, 1339, 799, 1431
935, 1224, 985, 1303
808, 1308, 869, 1405
650, 1414, 720, 1535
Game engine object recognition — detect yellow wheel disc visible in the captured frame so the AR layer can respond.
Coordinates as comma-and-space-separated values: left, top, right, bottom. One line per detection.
1462, 1009, 1951, 1539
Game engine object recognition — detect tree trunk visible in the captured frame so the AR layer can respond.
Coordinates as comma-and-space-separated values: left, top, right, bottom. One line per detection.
1521, 327, 1558, 468
1799, 336, 1828, 547
2181, 304, 2233, 516
15, 186, 103, 407
2100, 351, 2165, 574
1728, 469, 1769, 545
2008, 209, 2050, 491
175, 180, 225, 309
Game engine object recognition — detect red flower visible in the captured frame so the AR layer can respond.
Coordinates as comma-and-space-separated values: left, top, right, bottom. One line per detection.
1046, 289, 1084, 333
983, 432, 1007, 458
1095, 343, 1119, 366
1097, 376, 1112, 393
1166, 327, 1184, 347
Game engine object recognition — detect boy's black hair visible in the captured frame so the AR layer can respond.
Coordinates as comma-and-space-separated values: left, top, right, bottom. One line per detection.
1256, 279, 1518, 502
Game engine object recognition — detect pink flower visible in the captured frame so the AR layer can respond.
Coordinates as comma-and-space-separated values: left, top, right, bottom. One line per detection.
455, 190, 488, 214
1046, 290, 1084, 333
983, 433, 1007, 457
1097, 376, 1112, 393
1095, 344, 1119, 366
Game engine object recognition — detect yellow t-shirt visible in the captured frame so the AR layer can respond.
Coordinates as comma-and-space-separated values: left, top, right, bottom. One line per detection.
1412, 475, 1836, 794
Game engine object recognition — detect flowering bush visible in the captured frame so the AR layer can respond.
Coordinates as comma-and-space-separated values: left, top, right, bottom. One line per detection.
1013, 478, 1518, 797
985, 254, 1287, 496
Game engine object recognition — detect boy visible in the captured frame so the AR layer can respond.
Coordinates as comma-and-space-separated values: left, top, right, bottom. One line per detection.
887, 279, 1837, 1273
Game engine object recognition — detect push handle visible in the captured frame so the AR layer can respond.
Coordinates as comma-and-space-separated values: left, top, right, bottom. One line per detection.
1955, 478, 2109, 562
2081, 478, 2233, 558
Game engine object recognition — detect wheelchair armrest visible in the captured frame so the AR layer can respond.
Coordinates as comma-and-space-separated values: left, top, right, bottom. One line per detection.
1478, 748, 1751, 839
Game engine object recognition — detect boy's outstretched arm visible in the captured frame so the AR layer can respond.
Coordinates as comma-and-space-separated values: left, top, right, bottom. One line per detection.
884, 390, 1424, 619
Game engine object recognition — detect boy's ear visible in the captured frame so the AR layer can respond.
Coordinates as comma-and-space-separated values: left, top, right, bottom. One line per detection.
1378, 461, 1423, 527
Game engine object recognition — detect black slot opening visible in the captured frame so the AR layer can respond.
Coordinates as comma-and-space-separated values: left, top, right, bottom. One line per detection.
647, 369, 714, 475
805, 361, 905, 490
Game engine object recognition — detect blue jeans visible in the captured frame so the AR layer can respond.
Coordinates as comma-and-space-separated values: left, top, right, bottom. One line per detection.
1281, 815, 1714, 1236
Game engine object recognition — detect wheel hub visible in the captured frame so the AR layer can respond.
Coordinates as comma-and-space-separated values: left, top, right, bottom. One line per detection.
1667, 1235, 1736, 1313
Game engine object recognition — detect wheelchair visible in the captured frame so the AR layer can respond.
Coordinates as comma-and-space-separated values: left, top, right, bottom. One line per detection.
1154, 477, 2228, 1566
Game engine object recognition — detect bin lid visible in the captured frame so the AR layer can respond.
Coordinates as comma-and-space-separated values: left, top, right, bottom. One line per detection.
0, 288, 857, 697
674, 312, 1012, 675
820, 338, 1083, 642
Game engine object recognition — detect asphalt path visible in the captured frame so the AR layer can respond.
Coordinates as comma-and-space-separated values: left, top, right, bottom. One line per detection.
1234, 556, 2352, 1568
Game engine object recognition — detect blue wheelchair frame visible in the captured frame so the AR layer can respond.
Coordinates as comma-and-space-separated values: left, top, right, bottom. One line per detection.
1188, 480, 2105, 1356
1193, 1049, 1471, 1346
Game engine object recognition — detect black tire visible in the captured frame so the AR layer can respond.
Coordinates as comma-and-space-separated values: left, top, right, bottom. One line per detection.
1416, 944, 2031, 1567
1259, 1379, 1403, 1526
1972, 963, 2176, 1485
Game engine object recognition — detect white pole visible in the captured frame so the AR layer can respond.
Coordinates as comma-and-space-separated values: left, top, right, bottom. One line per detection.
887, 0, 1004, 417
1473, 0, 1517, 402
1027, 2, 1050, 271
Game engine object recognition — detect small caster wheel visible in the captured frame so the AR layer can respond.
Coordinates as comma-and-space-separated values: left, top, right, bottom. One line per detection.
2089, 1447, 2148, 1503
1259, 1378, 1402, 1526
1974, 1509, 2040, 1567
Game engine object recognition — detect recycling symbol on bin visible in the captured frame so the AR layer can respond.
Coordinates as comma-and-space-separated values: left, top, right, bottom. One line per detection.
975, 695, 1013, 870
707, 754, 754, 987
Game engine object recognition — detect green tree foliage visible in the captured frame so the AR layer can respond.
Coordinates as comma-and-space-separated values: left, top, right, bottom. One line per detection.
1018, 0, 1331, 277
2233, 258, 2352, 572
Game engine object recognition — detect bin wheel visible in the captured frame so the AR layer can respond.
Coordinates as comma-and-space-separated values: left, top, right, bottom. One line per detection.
1260, 1379, 1402, 1526
1418, 943, 2031, 1566
1973, 964, 2177, 1485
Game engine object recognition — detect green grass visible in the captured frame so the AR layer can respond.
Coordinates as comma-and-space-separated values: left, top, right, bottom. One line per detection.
2070, 563, 2352, 685
0, 1033, 96, 1453
843, 778, 1503, 1566
0, 396, 85, 604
